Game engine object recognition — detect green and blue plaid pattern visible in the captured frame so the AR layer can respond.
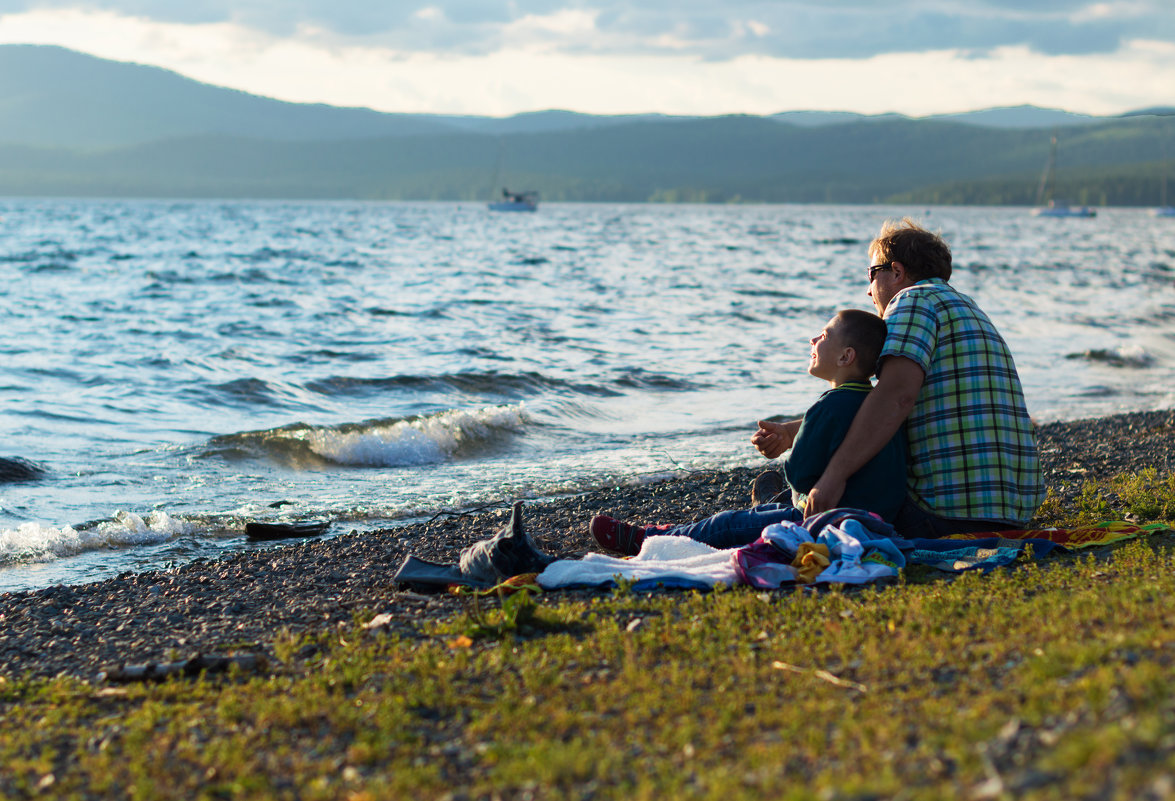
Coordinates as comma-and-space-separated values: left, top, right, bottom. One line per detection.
881, 278, 1044, 524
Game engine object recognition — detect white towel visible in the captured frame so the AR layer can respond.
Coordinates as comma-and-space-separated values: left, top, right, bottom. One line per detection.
537, 535, 740, 590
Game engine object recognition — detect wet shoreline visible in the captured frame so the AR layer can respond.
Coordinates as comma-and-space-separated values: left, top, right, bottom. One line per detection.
2, 408, 1173, 681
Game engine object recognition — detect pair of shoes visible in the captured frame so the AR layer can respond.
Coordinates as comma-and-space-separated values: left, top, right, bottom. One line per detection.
751, 470, 785, 506
590, 515, 649, 556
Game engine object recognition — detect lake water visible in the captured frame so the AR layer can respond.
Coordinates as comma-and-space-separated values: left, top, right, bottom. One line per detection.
2, 200, 1173, 592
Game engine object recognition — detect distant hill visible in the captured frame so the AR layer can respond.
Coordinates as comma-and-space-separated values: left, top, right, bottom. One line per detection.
769, 107, 1106, 129
0, 45, 696, 148
769, 111, 898, 127
0, 45, 458, 148
926, 105, 1103, 129
1, 44, 1173, 204
438, 110, 701, 135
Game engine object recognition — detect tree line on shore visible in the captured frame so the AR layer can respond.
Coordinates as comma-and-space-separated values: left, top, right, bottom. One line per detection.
2, 115, 1170, 205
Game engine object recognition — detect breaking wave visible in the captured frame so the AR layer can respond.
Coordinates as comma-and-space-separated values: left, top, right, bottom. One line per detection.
1065, 346, 1155, 369
0, 510, 193, 566
204, 404, 531, 468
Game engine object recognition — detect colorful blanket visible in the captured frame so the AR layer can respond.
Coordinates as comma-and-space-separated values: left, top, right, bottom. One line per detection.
906, 536, 1066, 573
540, 511, 907, 591
500, 520, 1174, 591
943, 521, 1172, 549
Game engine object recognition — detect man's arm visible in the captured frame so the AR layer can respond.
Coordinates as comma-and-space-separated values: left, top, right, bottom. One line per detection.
751, 419, 802, 459
803, 357, 924, 515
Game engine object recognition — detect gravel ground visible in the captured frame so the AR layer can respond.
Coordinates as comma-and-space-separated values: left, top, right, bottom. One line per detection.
1, 408, 1173, 681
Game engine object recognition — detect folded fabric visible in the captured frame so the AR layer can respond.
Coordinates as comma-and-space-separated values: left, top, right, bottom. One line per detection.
761, 520, 815, 559
812, 518, 906, 585
793, 543, 831, 583
734, 511, 905, 588
802, 508, 894, 540
537, 535, 740, 591
943, 521, 1171, 549
734, 538, 802, 588
907, 536, 1066, 573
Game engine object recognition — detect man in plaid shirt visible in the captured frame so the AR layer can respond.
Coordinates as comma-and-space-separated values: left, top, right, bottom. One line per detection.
754, 218, 1043, 537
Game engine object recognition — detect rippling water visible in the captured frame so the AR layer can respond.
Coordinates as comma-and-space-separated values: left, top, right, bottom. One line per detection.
1, 200, 1173, 591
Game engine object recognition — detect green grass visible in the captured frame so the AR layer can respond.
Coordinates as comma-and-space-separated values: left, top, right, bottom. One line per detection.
3, 476, 1175, 800
1036, 468, 1175, 527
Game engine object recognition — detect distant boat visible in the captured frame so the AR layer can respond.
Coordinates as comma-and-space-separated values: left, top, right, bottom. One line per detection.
489, 188, 539, 213
1033, 133, 1096, 218
1153, 127, 1175, 217
486, 139, 538, 212
1035, 200, 1097, 218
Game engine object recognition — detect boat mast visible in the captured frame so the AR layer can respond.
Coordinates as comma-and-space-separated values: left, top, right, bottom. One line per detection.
1161, 127, 1169, 209
489, 137, 505, 201
1035, 132, 1057, 207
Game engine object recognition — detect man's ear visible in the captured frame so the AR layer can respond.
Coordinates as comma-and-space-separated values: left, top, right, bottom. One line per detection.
839, 346, 857, 367
890, 260, 909, 283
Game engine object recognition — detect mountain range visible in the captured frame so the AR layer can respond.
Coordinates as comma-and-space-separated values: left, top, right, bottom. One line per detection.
1, 44, 1172, 204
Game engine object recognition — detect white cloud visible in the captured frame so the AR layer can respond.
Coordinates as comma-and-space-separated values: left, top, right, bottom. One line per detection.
0, 8, 277, 70
5, 0, 1173, 60
0, 7, 1173, 116
745, 20, 770, 37
499, 8, 598, 52
1070, 2, 1149, 23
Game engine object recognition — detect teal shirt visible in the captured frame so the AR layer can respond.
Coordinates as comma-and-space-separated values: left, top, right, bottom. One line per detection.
782, 381, 908, 522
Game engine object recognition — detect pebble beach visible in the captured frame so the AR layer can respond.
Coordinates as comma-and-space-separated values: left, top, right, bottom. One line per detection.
2, 409, 1173, 682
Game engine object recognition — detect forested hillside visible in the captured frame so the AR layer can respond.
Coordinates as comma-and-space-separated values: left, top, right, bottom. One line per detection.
1, 44, 1172, 204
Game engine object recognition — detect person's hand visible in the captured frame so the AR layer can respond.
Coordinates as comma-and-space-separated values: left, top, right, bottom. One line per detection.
751, 420, 799, 459
803, 476, 846, 517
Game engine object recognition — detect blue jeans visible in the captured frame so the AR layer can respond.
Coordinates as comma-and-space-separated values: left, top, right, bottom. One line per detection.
665, 504, 805, 550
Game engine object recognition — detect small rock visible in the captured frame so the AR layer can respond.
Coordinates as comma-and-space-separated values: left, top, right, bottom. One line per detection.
364, 613, 396, 631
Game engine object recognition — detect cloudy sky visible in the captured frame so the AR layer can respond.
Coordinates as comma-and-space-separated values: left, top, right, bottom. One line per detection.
0, 0, 1173, 117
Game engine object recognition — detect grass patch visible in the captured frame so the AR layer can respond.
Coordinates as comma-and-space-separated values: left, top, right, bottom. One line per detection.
3, 481, 1175, 799
1036, 468, 1175, 527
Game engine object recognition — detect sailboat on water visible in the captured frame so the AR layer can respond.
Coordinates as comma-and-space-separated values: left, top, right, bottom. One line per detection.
1153, 127, 1175, 217
1154, 184, 1175, 217
486, 139, 539, 212
1033, 133, 1096, 218
489, 188, 539, 212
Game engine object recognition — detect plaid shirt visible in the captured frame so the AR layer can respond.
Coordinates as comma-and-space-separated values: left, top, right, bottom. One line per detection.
881, 278, 1044, 524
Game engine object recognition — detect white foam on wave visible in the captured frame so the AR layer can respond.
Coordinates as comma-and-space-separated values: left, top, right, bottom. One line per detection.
0, 510, 193, 565
1111, 344, 1156, 367
1069, 344, 1156, 369
305, 404, 529, 467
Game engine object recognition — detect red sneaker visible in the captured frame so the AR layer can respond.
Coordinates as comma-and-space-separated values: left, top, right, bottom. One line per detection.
589, 515, 649, 556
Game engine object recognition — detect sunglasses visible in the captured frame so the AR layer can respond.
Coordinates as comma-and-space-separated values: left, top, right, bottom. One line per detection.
868, 262, 892, 282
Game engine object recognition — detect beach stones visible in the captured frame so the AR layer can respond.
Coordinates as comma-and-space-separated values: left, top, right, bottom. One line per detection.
4, 408, 1175, 683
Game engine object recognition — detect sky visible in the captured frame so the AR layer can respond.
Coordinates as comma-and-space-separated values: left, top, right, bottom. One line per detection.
0, 1, 1173, 118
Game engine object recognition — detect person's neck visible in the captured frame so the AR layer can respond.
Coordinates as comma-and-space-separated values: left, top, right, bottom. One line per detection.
829, 372, 870, 388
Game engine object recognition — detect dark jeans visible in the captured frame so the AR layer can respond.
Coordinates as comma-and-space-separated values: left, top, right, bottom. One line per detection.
892, 497, 1021, 539
666, 503, 805, 550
